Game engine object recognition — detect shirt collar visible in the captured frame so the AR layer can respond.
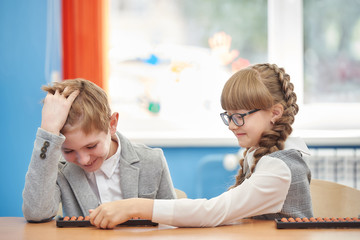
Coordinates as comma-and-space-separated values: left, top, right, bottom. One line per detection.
284, 137, 310, 156
98, 134, 121, 178
245, 136, 310, 163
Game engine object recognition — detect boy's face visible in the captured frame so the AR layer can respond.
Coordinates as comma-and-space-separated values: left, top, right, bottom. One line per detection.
61, 126, 114, 172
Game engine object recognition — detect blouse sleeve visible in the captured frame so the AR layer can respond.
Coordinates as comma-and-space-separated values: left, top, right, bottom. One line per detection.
152, 156, 291, 227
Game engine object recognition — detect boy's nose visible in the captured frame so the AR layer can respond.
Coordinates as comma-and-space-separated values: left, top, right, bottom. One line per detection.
77, 152, 91, 165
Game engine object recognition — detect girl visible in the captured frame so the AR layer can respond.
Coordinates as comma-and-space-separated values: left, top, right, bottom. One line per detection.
89, 63, 313, 228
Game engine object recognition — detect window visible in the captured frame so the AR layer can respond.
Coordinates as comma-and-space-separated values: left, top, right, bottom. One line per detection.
108, 0, 267, 144
109, 0, 360, 146
265, 0, 359, 145
303, 0, 360, 104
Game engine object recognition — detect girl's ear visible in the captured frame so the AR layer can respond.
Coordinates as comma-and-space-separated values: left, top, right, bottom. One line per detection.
271, 104, 284, 124
109, 112, 119, 135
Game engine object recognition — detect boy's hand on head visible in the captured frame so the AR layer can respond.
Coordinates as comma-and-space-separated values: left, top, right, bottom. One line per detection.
40, 89, 80, 135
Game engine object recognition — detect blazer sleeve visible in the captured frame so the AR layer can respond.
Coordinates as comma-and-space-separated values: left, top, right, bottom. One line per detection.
22, 128, 64, 222
155, 149, 177, 199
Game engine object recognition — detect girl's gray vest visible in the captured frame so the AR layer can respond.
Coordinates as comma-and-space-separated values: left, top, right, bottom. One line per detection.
244, 149, 313, 219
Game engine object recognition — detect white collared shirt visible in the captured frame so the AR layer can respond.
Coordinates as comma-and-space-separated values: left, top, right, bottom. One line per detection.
85, 134, 122, 204
152, 137, 310, 227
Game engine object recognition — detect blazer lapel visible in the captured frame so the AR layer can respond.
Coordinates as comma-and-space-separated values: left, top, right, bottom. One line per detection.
119, 160, 139, 198
62, 163, 99, 214
117, 132, 140, 199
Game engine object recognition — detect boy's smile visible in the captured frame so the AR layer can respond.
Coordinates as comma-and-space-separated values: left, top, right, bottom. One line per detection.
61, 125, 116, 172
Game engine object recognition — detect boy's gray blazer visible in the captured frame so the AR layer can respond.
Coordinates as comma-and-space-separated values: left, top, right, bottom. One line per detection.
22, 129, 176, 222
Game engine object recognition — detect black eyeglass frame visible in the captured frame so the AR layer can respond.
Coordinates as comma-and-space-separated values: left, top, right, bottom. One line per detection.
220, 109, 260, 127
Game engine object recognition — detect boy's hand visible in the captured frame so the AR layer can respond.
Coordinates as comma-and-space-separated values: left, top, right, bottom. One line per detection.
40, 88, 79, 135
89, 199, 154, 229
89, 200, 132, 229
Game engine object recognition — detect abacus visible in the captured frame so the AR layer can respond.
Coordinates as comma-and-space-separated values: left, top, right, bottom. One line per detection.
275, 217, 360, 229
56, 216, 158, 227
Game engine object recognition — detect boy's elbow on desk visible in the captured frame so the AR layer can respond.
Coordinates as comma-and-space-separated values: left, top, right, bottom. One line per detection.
22, 203, 57, 223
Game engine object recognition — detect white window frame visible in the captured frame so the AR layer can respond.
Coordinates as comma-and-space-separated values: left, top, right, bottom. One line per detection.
268, 0, 360, 146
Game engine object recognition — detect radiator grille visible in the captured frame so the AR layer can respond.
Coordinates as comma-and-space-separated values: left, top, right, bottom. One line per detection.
305, 148, 360, 189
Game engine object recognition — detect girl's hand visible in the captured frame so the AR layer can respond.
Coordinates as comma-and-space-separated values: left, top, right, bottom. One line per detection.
40, 88, 79, 135
89, 198, 154, 229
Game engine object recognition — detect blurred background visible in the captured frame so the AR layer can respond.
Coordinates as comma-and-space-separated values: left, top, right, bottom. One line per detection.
1, 0, 359, 217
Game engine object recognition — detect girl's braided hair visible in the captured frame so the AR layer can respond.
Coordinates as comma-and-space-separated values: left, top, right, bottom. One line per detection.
220, 63, 298, 188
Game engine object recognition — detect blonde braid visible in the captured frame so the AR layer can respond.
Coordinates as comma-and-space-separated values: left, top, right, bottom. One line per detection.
229, 149, 248, 189
230, 63, 298, 188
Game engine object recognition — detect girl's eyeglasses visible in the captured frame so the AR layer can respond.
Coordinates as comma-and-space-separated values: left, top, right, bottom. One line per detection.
220, 109, 260, 127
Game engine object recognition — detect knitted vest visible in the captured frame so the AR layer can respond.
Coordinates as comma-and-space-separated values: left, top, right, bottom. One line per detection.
246, 149, 314, 219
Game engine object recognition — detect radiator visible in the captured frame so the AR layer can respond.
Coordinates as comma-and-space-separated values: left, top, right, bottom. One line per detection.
305, 148, 360, 189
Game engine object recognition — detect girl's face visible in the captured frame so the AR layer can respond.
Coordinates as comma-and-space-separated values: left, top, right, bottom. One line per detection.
61, 113, 118, 172
227, 109, 273, 148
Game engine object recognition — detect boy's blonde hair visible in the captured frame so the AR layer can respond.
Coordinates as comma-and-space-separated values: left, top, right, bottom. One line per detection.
42, 79, 111, 134
221, 63, 298, 188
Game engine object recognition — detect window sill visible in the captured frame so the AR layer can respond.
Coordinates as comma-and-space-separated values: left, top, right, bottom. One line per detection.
124, 129, 360, 147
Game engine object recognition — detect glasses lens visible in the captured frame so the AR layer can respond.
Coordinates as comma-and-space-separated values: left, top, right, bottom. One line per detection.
221, 113, 230, 126
232, 114, 244, 126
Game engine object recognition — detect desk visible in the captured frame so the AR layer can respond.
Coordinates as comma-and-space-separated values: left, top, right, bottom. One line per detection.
1, 217, 359, 240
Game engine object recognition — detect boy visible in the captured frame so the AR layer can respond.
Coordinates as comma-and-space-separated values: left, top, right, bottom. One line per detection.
22, 79, 176, 222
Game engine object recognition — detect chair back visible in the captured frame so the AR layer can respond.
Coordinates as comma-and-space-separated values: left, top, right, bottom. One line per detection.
310, 179, 360, 217
175, 188, 187, 199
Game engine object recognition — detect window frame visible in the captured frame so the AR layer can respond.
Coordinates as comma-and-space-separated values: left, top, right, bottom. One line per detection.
267, 0, 360, 147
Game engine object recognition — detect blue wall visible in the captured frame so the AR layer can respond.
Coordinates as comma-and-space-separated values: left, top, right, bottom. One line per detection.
161, 147, 239, 199
0, 0, 48, 217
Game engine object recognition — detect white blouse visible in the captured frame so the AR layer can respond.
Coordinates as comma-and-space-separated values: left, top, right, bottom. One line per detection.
152, 137, 310, 227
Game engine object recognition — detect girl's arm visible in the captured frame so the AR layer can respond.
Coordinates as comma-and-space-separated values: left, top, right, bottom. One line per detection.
89, 198, 154, 229
152, 156, 292, 227
89, 156, 291, 228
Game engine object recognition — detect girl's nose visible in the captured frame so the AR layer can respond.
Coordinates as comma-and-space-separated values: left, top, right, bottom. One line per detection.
228, 120, 239, 130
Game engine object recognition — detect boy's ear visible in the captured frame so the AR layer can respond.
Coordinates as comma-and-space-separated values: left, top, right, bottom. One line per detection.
109, 112, 119, 135
271, 103, 284, 123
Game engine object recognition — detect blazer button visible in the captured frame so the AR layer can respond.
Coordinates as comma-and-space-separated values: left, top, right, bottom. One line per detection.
40, 152, 46, 159
41, 147, 47, 153
43, 141, 50, 147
